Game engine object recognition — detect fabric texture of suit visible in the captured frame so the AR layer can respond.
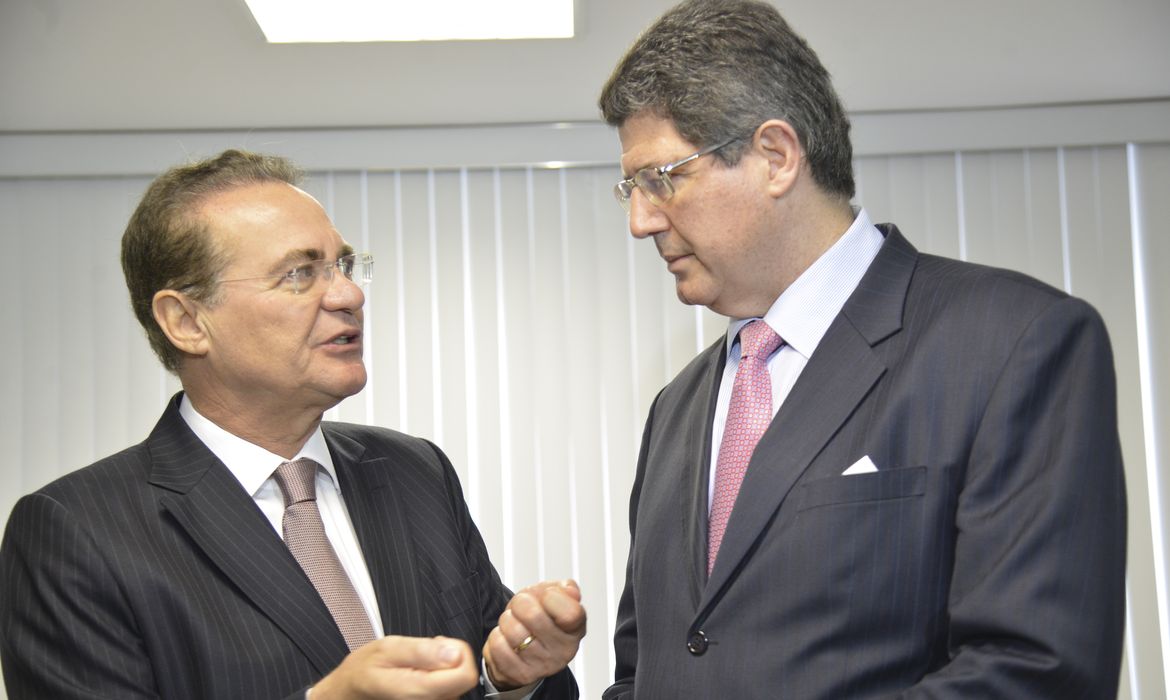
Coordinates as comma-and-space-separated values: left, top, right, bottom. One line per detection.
605, 225, 1126, 699
0, 394, 577, 700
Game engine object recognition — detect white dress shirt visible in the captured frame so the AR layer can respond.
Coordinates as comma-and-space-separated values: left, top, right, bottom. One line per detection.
178, 397, 536, 699
179, 395, 385, 635
708, 208, 885, 511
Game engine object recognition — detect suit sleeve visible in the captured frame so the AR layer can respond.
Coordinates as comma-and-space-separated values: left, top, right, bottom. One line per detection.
905, 297, 1127, 697
423, 441, 579, 700
603, 393, 662, 700
0, 492, 162, 699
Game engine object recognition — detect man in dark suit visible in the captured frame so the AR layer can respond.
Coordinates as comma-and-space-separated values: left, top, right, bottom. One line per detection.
598, 1, 1126, 697
0, 150, 584, 700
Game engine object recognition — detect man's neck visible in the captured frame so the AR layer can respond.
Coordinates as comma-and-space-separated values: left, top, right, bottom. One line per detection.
182, 387, 323, 459
718, 195, 857, 319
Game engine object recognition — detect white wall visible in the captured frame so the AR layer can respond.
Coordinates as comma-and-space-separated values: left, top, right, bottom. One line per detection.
1, 100, 1168, 698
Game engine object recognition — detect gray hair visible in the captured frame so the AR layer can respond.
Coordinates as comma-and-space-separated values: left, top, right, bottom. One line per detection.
599, 0, 855, 200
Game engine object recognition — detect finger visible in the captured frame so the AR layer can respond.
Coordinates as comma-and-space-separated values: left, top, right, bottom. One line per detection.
506, 581, 558, 611
539, 588, 587, 633
508, 580, 581, 615
513, 633, 536, 653
485, 623, 562, 691
373, 635, 472, 671
483, 626, 543, 690
311, 637, 478, 700
506, 593, 556, 638
495, 608, 535, 650
406, 660, 479, 699
524, 580, 581, 609
509, 591, 578, 640
507, 594, 585, 670
556, 579, 582, 601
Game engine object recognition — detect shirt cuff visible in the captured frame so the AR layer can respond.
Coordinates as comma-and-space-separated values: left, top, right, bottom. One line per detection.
481, 660, 542, 700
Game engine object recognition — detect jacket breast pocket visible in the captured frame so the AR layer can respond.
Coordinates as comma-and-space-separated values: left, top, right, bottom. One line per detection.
787, 466, 942, 627
796, 465, 927, 512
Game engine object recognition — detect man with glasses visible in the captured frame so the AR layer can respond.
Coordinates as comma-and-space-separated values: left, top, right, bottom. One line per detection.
600, 1, 1126, 698
0, 150, 583, 700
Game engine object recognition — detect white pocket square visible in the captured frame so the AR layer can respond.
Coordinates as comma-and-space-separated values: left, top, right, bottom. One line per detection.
842, 455, 879, 476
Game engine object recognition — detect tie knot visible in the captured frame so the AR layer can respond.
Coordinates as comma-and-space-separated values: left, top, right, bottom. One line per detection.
274, 459, 319, 507
738, 320, 782, 360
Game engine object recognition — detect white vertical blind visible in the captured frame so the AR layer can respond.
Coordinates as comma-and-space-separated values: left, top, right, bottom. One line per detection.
1, 128, 1167, 699
1127, 142, 1170, 698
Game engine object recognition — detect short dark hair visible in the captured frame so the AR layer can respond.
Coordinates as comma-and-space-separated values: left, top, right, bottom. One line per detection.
599, 0, 855, 199
120, 149, 303, 372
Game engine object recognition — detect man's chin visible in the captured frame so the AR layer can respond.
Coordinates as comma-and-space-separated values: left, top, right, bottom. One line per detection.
325, 368, 368, 403
675, 282, 713, 308
343, 373, 368, 398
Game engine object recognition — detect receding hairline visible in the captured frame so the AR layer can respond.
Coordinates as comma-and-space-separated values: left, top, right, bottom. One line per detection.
183, 179, 321, 239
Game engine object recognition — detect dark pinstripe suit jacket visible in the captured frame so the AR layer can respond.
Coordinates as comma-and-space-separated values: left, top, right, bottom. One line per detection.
605, 226, 1127, 699
0, 396, 577, 700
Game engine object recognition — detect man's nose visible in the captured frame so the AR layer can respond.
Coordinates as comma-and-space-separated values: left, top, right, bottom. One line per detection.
627, 188, 667, 239
322, 269, 365, 311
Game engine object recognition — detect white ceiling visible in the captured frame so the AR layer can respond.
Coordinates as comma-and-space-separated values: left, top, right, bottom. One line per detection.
2, 0, 1168, 132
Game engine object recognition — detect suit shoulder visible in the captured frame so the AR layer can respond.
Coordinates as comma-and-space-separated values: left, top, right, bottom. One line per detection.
4, 441, 156, 540
916, 253, 1063, 297
903, 253, 1112, 369
322, 421, 451, 474
912, 253, 1104, 323
323, 420, 417, 445
31, 440, 153, 502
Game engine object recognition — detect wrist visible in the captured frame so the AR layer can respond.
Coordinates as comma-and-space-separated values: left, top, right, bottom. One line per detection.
484, 658, 518, 691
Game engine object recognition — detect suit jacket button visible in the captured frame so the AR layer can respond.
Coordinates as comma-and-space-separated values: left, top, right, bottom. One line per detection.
687, 630, 709, 656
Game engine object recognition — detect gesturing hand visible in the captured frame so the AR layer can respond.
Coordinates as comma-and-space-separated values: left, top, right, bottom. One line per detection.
483, 579, 587, 691
311, 635, 479, 700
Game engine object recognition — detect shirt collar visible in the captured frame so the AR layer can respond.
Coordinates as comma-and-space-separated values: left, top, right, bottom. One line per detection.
178, 394, 339, 497
725, 207, 885, 359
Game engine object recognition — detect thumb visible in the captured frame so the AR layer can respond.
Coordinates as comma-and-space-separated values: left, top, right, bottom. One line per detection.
375, 635, 471, 671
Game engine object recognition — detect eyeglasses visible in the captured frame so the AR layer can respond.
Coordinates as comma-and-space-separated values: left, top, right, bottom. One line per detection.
218, 253, 374, 295
613, 136, 740, 212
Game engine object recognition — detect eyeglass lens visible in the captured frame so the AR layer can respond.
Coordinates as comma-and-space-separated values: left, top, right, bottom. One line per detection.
615, 169, 675, 211
292, 254, 373, 294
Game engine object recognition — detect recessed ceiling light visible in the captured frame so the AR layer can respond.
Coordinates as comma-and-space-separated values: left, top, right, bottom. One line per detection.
243, 0, 575, 43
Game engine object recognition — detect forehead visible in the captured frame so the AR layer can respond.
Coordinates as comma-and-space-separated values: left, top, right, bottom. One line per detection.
618, 113, 700, 175
197, 182, 345, 262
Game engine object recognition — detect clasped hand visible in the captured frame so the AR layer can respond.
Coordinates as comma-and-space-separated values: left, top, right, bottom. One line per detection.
309, 580, 585, 699
483, 579, 587, 691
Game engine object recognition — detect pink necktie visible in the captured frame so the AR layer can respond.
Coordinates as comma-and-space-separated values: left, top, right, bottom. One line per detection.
708, 320, 783, 576
274, 459, 376, 651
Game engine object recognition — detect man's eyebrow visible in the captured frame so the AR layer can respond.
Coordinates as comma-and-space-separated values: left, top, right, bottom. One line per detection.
266, 248, 322, 274
621, 155, 676, 179
619, 159, 645, 180
266, 245, 354, 274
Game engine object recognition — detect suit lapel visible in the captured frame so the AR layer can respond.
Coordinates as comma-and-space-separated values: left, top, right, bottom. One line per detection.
329, 428, 428, 638
700, 226, 917, 605
680, 342, 728, 605
148, 395, 349, 675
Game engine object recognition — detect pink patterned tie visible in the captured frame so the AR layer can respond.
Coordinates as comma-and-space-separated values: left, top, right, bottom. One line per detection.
708, 320, 783, 576
274, 459, 376, 651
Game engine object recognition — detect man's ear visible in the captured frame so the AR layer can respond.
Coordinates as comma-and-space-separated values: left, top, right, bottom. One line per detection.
754, 119, 803, 198
152, 289, 210, 358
